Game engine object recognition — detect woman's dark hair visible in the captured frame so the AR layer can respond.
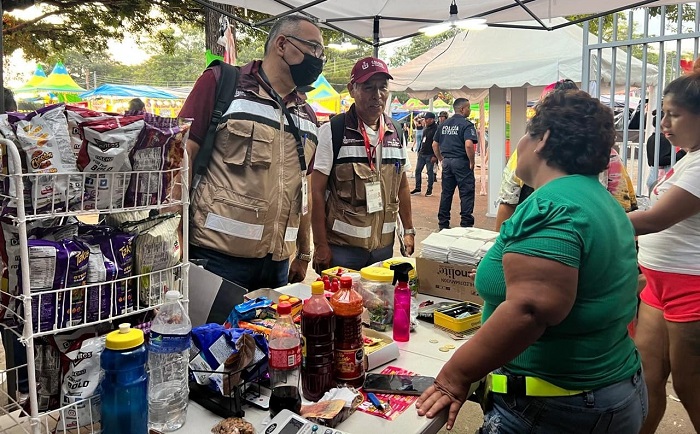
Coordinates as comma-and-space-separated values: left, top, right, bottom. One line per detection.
528, 90, 615, 175
128, 98, 145, 112
553, 79, 578, 92
663, 61, 700, 114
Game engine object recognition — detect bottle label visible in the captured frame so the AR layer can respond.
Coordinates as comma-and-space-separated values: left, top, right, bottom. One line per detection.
149, 332, 190, 354
334, 347, 364, 380
269, 346, 301, 370
301, 335, 307, 368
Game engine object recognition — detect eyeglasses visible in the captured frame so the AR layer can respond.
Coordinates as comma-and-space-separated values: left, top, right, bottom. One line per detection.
284, 35, 327, 64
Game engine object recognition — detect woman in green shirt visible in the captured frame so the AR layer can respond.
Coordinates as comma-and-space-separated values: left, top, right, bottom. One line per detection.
416, 90, 645, 432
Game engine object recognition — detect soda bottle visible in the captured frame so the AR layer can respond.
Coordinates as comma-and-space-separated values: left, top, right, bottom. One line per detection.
100, 323, 148, 434
301, 281, 335, 401
330, 275, 365, 388
268, 301, 302, 417
148, 290, 191, 432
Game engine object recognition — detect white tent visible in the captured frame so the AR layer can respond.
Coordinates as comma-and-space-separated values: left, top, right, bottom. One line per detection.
213, 0, 679, 49
389, 18, 658, 100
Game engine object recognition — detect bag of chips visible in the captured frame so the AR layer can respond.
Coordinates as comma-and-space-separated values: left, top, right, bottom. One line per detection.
126, 114, 190, 206
77, 115, 144, 210
65, 106, 114, 159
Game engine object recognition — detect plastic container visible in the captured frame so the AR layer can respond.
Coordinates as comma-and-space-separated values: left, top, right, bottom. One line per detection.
382, 257, 419, 296
148, 290, 191, 432
301, 281, 336, 401
100, 323, 148, 434
359, 266, 394, 331
330, 276, 365, 388
269, 301, 302, 417
391, 263, 414, 342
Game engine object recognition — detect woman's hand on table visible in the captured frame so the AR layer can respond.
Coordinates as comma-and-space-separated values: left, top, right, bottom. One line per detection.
415, 368, 470, 430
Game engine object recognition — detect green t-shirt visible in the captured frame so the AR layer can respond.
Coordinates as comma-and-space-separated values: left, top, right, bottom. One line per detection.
476, 175, 640, 390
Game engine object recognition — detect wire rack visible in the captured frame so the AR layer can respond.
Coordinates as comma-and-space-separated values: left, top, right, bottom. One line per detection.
0, 137, 190, 434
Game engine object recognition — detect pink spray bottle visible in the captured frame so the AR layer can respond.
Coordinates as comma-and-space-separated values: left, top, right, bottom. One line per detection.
391, 263, 414, 342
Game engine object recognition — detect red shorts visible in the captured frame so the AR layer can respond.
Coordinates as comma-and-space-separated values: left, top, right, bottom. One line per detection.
639, 265, 700, 322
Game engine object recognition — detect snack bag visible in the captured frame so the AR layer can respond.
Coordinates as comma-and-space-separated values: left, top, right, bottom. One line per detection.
120, 213, 181, 307
65, 106, 114, 158
0, 114, 28, 216
77, 115, 144, 210
126, 114, 190, 206
9, 104, 81, 214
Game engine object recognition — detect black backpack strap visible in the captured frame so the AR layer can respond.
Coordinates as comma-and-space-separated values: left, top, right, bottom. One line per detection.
192, 60, 240, 191
330, 113, 346, 166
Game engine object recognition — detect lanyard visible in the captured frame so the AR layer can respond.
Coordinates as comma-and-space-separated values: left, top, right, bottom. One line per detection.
257, 67, 307, 173
358, 119, 386, 172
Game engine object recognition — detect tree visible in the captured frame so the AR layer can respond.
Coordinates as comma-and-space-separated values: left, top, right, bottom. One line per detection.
3, 0, 203, 60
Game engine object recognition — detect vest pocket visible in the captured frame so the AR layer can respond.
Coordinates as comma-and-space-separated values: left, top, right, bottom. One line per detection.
380, 202, 399, 247
220, 120, 274, 168
283, 200, 301, 257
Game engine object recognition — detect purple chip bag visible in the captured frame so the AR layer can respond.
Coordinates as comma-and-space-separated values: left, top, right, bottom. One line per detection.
126, 114, 189, 207
79, 227, 135, 320
22, 239, 89, 332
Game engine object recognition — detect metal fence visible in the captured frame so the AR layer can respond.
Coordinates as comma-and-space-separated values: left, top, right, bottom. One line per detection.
582, 3, 700, 196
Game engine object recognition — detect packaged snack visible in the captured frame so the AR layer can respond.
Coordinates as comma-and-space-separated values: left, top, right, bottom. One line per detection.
77, 226, 135, 319
126, 114, 190, 206
65, 106, 114, 158
21, 238, 90, 332
33, 337, 61, 411
57, 335, 105, 431
77, 115, 144, 210
0, 114, 27, 215
120, 213, 181, 307
9, 104, 82, 213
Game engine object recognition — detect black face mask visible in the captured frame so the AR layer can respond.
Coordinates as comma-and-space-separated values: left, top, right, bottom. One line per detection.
285, 53, 324, 87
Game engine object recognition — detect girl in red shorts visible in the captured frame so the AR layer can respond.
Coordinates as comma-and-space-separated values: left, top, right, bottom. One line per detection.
630, 59, 700, 434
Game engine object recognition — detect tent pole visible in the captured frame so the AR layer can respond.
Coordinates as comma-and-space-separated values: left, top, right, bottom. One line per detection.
487, 86, 507, 217
373, 16, 380, 58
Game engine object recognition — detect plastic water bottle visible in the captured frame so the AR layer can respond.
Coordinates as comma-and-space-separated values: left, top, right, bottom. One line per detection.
268, 301, 302, 417
101, 323, 148, 434
148, 290, 191, 432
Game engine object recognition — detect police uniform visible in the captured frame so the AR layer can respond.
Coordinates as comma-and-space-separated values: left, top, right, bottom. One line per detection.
434, 114, 478, 228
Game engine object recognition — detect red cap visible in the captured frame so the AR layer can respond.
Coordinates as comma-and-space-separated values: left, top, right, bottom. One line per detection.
277, 301, 292, 315
350, 57, 393, 84
339, 275, 353, 288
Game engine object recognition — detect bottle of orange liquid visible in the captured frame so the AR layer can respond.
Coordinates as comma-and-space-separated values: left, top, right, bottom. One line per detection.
330, 276, 365, 388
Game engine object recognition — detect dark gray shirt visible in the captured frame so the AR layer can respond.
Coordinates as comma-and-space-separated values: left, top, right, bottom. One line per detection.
434, 115, 478, 160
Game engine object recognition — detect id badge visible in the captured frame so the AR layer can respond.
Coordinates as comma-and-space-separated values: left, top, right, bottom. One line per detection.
365, 181, 383, 214
301, 174, 309, 215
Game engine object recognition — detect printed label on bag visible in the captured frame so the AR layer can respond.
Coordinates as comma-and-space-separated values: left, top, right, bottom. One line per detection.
269, 346, 301, 370
334, 347, 364, 380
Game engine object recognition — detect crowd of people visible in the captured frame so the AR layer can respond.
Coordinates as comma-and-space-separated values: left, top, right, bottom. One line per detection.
174, 13, 700, 432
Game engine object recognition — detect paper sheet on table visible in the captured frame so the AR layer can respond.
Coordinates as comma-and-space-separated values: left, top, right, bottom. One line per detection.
357, 366, 419, 420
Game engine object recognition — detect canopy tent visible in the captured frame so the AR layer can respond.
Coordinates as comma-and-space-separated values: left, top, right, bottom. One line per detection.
12, 65, 47, 94
432, 98, 451, 109
402, 97, 429, 111
306, 74, 341, 113
32, 62, 86, 93
80, 84, 180, 100
389, 18, 658, 100
309, 101, 336, 116
211, 0, 679, 54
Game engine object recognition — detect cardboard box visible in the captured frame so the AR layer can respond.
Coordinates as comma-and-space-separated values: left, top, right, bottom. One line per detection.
363, 328, 400, 371
416, 257, 483, 304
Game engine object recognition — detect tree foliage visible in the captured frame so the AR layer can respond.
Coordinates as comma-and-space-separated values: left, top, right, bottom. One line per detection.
3, 0, 203, 60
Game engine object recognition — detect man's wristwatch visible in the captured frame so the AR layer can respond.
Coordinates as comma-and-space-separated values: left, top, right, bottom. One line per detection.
404, 228, 416, 236
296, 252, 312, 262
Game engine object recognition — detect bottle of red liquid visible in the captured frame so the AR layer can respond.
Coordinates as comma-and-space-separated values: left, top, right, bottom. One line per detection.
301, 281, 336, 401
268, 301, 302, 417
330, 276, 365, 388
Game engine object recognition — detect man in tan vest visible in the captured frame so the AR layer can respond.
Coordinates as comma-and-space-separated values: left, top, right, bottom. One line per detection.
181, 15, 324, 289
311, 57, 415, 272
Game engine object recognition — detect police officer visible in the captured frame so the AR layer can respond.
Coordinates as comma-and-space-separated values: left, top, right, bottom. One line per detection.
432, 98, 478, 229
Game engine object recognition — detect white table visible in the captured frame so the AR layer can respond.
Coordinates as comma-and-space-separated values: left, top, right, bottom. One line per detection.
182, 287, 478, 434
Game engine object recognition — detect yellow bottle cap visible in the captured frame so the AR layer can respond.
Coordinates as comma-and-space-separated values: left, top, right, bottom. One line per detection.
279, 295, 290, 302
360, 266, 394, 282
105, 323, 144, 351
311, 281, 325, 295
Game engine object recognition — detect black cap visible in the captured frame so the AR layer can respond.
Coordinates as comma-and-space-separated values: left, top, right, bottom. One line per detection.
424, 112, 436, 119
391, 263, 414, 284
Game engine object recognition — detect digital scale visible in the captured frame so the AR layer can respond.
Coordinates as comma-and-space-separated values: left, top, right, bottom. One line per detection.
261, 409, 350, 434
